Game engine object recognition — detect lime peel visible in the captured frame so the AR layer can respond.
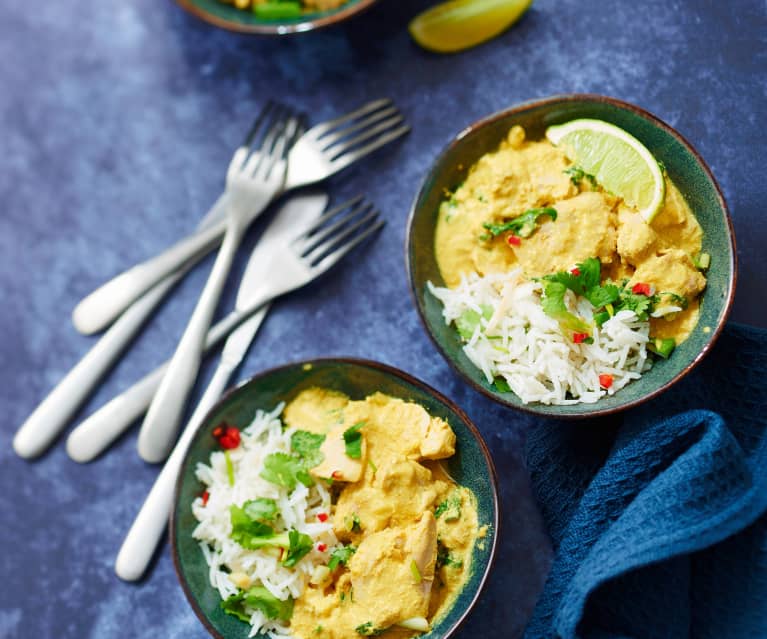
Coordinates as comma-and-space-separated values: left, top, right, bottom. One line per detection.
545, 118, 665, 222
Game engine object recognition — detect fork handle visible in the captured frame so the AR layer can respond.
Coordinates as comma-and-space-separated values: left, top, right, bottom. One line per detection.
115, 359, 233, 581
137, 221, 245, 464
72, 218, 228, 335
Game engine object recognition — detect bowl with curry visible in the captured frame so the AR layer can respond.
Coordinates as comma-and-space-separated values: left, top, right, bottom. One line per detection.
171, 358, 499, 639
407, 94, 736, 417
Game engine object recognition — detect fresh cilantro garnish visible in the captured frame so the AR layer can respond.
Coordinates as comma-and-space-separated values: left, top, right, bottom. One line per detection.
436, 540, 464, 569
481, 207, 557, 239
343, 422, 365, 459
328, 544, 357, 571
564, 165, 597, 187
355, 622, 384, 636
657, 291, 689, 309
221, 586, 294, 622
260, 452, 313, 490
282, 529, 314, 567
435, 491, 462, 521
617, 290, 655, 321
290, 430, 325, 468
229, 503, 274, 548
541, 281, 592, 334
243, 498, 278, 522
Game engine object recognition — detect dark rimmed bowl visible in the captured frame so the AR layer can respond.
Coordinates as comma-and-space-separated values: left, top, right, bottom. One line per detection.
406, 94, 737, 419
175, 0, 378, 34
171, 358, 499, 639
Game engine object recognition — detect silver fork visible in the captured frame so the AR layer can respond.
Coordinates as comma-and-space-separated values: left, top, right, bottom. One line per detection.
71, 99, 408, 335
112, 197, 383, 581
137, 104, 297, 463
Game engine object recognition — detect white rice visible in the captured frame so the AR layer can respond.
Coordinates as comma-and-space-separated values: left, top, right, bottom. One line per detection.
428, 269, 652, 405
192, 403, 338, 638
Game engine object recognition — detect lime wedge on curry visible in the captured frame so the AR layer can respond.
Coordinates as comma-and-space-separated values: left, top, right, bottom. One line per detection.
409, 0, 533, 54
546, 119, 665, 222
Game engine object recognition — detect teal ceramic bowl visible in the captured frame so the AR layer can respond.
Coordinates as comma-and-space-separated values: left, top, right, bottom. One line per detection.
407, 94, 737, 419
170, 358, 499, 639
175, 0, 378, 34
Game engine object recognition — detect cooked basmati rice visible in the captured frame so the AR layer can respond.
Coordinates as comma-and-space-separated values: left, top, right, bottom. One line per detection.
428, 269, 652, 404
192, 403, 338, 638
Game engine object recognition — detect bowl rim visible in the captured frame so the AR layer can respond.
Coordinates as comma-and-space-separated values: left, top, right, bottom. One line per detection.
174, 0, 379, 34
405, 92, 738, 419
170, 356, 501, 639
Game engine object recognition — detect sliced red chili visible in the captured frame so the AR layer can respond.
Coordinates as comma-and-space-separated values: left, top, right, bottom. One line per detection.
632, 283, 651, 296
507, 234, 521, 246
317, 512, 329, 523
212, 425, 224, 439
570, 267, 581, 276
317, 543, 327, 552
213, 424, 241, 449
331, 471, 342, 479
201, 491, 210, 507
599, 374, 614, 389
573, 332, 589, 344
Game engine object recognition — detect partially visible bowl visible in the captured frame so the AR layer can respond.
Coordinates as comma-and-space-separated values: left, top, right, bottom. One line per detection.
176, 0, 378, 34
406, 94, 737, 419
171, 358, 499, 639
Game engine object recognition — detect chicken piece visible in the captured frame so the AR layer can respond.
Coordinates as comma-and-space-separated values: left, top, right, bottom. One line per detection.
419, 416, 456, 460
310, 422, 366, 483
630, 248, 707, 300
283, 387, 348, 435
333, 461, 446, 538
349, 513, 438, 628
617, 205, 658, 265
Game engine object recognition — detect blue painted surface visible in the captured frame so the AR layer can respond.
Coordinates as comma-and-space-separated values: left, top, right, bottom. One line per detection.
0, 1, 764, 638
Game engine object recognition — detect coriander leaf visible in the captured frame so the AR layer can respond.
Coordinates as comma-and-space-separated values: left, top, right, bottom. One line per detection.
355, 622, 384, 636
243, 498, 278, 523
290, 430, 325, 468
343, 422, 365, 459
455, 305, 493, 340
260, 452, 313, 490
492, 377, 511, 393
543, 257, 601, 296
616, 290, 656, 321
482, 207, 557, 239
564, 165, 597, 187
282, 529, 313, 568
658, 291, 689, 309
436, 540, 464, 569
585, 283, 620, 308
435, 490, 462, 521
328, 544, 357, 571
230, 504, 274, 548
541, 282, 591, 334
221, 586, 294, 622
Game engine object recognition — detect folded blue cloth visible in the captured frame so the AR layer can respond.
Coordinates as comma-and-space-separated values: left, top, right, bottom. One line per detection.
523, 322, 767, 639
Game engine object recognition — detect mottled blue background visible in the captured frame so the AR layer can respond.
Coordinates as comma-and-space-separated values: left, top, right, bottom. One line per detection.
1, 1, 765, 638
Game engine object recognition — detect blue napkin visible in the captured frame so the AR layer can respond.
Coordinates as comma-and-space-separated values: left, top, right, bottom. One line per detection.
523, 322, 767, 639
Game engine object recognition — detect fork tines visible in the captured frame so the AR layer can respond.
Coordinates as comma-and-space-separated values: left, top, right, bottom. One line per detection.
309, 98, 410, 165
294, 196, 385, 271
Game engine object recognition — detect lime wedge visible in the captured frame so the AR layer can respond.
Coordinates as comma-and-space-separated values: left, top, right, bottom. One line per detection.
409, 0, 533, 54
545, 119, 665, 222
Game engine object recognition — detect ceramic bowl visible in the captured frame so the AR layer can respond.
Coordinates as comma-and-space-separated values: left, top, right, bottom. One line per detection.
406, 94, 737, 418
171, 358, 499, 639
175, 0, 378, 34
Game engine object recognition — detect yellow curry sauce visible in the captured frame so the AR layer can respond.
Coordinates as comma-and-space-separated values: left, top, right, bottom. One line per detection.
434, 125, 706, 343
284, 388, 480, 639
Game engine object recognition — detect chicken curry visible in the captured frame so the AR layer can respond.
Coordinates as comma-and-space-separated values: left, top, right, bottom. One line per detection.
434, 125, 707, 344
284, 388, 480, 639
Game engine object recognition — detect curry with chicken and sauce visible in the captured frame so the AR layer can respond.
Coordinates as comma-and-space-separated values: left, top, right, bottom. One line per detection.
285, 388, 480, 639
435, 125, 708, 346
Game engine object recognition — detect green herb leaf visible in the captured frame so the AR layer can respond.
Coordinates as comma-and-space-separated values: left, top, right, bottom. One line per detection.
455, 305, 493, 340
435, 490, 462, 521
492, 377, 511, 393
290, 430, 325, 468
343, 422, 365, 459
436, 540, 464, 569
564, 165, 597, 187
541, 282, 592, 334
229, 504, 275, 549
355, 622, 384, 636
221, 586, 294, 622
328, 545, 357, 571
282, 529, 314, 568
616, 290, 656, 321
260, 452, 314, 490
585, 283, 620, 308
482, 207, 557, 239
243, 498, 278, 523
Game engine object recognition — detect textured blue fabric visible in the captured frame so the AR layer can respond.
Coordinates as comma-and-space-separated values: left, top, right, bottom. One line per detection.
524, 323, 767, 639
